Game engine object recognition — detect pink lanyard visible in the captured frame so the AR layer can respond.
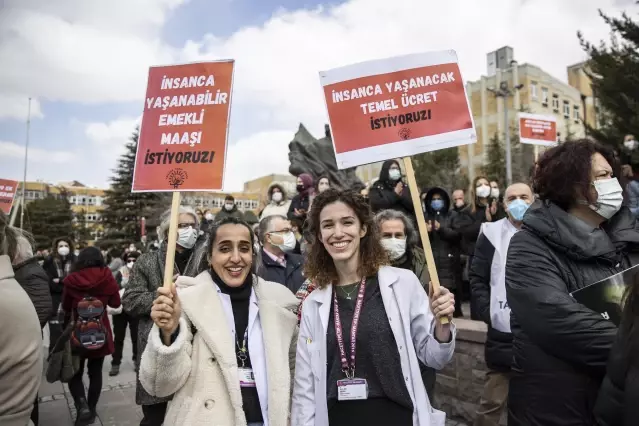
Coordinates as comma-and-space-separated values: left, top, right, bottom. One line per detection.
333, 277, 367, 379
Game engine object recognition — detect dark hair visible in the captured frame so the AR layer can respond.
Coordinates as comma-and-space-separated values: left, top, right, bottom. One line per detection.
470, 175, 489, 213
73, 247, 106, 271
315, 175, 331, 190
52, 237, 75, 258
532, 139, 621, 211
206, 216, 257, 268
224, 195, 235, 202
124, 251, 140, 261
378, 159, 402, 188
304, 188, 389, 288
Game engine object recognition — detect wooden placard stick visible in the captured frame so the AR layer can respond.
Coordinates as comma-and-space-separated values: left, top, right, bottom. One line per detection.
163, 192, 182, 288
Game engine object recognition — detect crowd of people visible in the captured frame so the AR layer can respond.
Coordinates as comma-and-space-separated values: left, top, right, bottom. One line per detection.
1, 137, 639, 426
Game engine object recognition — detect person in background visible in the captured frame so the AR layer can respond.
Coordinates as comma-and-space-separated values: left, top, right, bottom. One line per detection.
506, 140, 639, 426
369, 160, 415, 222
195, 208, 203, 223
62, 247, 121, 426
215, 195, 245, 222
260, 182, 292, 221
622, 164, 639, 217
122, 206, 204, 426
108, 248, 124, 276
292, 189, 455, 426
109, 251, 141, 377
43, 236, 76, 353
423, 187, 464, 318
374, 209, 437, 401
489, 181, 506, 221
594, 272, 639, 426
451, 189, 467, 213
139, 217, 299, 426
622, 133, 638, 166
316, 175, 331, 194
0, 211, 43, 426
256, 215, 306, 294
470, 183, 534, 426
200, 209, 214, 233
288, 173, 315, 229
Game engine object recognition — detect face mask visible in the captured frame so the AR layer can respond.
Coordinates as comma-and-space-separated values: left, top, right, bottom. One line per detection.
388, 169, 401, 181
127, 262, 135, 269
490, 188, 500, 198
74, 250, 80, 257
455, 200, 465, 209
58, 246, 70, 257
431, 199, 445, 211
591, 177, 624, 220
224, 203, 234, 211
271, 231, 297, 252
205, 213, 214, 221
381, 238, 407, 261
296, 184, 305, 193
318, 182, 330, 193
271, 192, 283, 203
624, 140, 637, 150
507, 199, 530, 221
476, 185, 491, 198
177, 226, 197, 249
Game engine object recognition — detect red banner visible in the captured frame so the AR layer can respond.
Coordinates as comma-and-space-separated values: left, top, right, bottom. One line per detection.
0, 179, 18, 214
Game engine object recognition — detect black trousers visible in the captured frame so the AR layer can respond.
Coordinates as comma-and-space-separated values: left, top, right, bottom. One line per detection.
68, 357, 105, 409
140, 402, 168, 426
111, 312, 139, 365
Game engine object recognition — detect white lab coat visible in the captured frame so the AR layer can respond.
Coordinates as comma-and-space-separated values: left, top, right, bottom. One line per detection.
291, 266, 455, 426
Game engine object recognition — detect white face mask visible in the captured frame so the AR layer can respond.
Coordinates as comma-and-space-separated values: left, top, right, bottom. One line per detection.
490, 188, 500, 198
476, 185, 491, 198
177, 226, 198, 249
58, 246, 70, 257
381, 238, 407, 261
271, 192, 283, 203
624, 140, 637, 150
204, 213, 214, 221
224, 203, 234, 211
388, 169, 401, 181
591, 177, 624, 220
270, 231, 297, 252
455, 200, 465, 208
127, 262, 135, 269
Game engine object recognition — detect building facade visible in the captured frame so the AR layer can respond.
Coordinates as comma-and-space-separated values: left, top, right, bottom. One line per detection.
460, 47, 592, 181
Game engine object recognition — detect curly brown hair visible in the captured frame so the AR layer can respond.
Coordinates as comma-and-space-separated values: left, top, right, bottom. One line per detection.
532, 139, 620, 211
304, 188, 389, 288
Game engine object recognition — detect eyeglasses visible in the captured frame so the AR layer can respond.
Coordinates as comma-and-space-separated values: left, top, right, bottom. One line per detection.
177, 223, 195, 229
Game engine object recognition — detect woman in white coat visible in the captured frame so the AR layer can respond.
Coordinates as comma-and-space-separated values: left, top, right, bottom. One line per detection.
291, 189, 456, 426
139, 217, 299, 426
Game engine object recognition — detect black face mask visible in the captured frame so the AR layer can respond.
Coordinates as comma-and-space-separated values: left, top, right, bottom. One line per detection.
296, 184, 305, 193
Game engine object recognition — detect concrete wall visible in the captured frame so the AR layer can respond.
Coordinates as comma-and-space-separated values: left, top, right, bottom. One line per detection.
433, 318, 506, 425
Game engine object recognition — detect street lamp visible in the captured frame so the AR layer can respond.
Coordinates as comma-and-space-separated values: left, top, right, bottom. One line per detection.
487, 81, 523, 185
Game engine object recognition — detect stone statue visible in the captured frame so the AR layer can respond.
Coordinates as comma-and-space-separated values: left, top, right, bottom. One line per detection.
288, 124, 365, 191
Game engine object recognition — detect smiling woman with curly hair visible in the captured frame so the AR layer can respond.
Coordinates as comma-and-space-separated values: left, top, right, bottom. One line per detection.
292, 188, 457, 426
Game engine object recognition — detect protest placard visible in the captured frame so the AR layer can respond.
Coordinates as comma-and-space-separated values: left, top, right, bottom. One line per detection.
319, 50, 476, 322
132, 60, 234, 192
0, 179, 18, 214
518, 112, 557, 146
320, 50, 475, 169
132, 60, 234, 287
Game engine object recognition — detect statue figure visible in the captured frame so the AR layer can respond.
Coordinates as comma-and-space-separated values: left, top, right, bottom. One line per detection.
288, 124, 365, 191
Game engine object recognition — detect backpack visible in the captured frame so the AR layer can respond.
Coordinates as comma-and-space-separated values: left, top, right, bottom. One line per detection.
70, 296, 107, 351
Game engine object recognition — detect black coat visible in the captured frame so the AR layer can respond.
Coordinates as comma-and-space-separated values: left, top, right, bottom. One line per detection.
42, 254, 75, 313
13, 257, 53, 328
469, 233, 512, 371
369, 183, 415, 221
505, 201, 639, 426
423, 187, 461, 291
594, 320, 637, 426
449, 204, 491, 256
287, 193, 311, 228
256, 249, 305, 294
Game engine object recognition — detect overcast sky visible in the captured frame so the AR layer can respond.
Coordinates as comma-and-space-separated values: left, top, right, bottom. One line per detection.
1, 0, 636, 190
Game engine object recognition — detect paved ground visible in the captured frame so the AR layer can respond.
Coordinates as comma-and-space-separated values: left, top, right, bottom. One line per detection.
37, 322, 470, 426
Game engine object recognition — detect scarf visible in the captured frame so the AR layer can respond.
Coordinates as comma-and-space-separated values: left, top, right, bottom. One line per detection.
55, 257, 72, 279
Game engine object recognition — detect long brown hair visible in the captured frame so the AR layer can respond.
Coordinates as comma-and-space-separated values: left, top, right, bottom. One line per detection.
304, 189, 388, 288
471, 175, 489, 213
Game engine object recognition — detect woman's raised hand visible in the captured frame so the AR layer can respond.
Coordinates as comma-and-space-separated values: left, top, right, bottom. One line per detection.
151, 283, 181, 341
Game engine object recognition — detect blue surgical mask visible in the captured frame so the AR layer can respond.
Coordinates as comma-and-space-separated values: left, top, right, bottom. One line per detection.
431, 199, 445, 211
388, 169, 401, 181
507, 199, 530, 221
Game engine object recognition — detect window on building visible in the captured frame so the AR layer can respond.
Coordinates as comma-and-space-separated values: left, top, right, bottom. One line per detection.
552, 94, 559, 111
573, 105, 580, 122
541, 87, 548, 106
563, 100, 570, 118
530, 82, 538, 101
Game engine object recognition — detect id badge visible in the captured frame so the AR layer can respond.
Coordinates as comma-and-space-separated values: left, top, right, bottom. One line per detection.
336, 378, 368, 401
238, 367, 256, 388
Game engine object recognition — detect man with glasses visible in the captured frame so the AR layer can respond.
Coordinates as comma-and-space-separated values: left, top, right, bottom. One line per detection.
256, 215, 305, 293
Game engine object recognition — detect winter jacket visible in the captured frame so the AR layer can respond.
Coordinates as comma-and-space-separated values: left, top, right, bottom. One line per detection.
139, 273, 299, 426
593, 319, 637, 426
42, 254, 76, 313
62, 266, 121, 358
448, 204, 491, 257
256, 249, 306, 294
505, 201, 639, 426
287, 193, 311, 228
369, 182, 415, 219
13, 257, 53, 328
122, 241, 202, 405
0, 255, 43, 426
260, 183, 292, 221
423, 187, 462, 291
469, 219, 517, 372
215, 205, 245, 222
